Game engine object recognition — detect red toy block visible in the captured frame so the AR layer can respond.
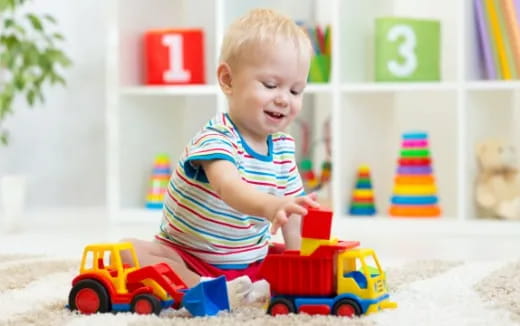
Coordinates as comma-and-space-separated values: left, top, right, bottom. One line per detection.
144, 29, 205, 85
301, 207, 333, 240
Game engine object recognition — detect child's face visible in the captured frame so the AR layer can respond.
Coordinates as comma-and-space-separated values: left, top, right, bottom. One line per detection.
227, 41, 310, 143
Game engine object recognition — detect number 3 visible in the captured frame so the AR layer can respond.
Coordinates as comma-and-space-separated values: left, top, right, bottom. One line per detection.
386, 25, 417, 77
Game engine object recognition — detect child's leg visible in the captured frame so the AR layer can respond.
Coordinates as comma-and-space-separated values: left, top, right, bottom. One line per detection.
120, 238, 200, 287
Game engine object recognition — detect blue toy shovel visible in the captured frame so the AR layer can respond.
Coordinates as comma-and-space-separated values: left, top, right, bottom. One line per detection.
182, 275, 230, 317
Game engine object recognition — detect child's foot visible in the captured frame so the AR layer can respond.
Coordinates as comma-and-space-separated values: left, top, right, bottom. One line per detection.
226, 275, 253, 310
245, 279, 270, 308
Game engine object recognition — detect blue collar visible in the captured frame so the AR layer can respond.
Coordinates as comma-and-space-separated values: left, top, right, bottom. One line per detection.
224, 113, 273, 162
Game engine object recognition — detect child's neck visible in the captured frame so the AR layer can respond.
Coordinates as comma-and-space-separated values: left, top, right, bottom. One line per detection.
244, 136, 268, 155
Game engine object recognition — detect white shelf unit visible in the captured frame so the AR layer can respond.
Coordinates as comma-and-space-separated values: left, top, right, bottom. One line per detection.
106, 0, 520, 232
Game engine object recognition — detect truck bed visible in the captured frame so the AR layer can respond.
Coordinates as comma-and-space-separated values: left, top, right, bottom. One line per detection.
259, 241, 359, 296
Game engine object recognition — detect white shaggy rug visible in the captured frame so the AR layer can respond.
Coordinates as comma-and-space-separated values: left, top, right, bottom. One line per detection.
0, 255, 519, 326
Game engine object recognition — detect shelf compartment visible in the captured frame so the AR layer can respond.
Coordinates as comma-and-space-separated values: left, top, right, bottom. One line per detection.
466, 81, 520, 91
341, 82, 458, 93
337, 91, 459, 220
120, 85, 219, 96
339, 0, 460, 83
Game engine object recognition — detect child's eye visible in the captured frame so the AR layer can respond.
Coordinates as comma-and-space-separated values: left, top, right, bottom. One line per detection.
262, 82, 276, 89
290, 89, 301, 95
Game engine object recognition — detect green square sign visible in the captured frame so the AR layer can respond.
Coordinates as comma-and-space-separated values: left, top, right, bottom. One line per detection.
375, 17, 441, 81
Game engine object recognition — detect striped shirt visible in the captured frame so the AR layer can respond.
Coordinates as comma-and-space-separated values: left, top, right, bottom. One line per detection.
157, 113, 304, 266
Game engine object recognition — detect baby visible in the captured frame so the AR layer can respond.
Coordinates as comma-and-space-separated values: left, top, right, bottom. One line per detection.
124, 8, 318, 308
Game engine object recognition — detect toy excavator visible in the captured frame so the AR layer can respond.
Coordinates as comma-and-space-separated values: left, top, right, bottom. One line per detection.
67, 242, 229, 317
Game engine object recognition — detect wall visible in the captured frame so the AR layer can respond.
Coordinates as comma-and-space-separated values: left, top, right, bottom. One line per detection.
0, 0, 106, 208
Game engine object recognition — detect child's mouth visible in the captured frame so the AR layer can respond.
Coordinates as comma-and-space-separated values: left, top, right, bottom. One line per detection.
264, 110, 285, 120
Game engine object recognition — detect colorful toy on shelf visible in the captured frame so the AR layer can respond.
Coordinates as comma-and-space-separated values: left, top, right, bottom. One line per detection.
349, 165, 377, 216
297, 117, 332, 194
259, 208, 397, 317
144, 28, 205, 85
389, 131, 441, 217
67, 242, 229, 317
298, 23, 331, 83
375, 17, 440, 81
300, 158, 320, 190
145, 153, 172, 210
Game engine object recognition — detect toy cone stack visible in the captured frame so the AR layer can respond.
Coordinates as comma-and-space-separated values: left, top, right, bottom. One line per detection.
389, 131, 441, 217
300, 158, 319, 190
145, 153, 172, 209
349, 165, 376, 216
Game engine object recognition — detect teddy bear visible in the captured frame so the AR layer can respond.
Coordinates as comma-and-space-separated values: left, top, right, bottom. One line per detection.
475, 138, 520, 220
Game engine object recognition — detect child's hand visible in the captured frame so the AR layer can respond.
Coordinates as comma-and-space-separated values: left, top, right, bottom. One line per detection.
269, 192, 320, 234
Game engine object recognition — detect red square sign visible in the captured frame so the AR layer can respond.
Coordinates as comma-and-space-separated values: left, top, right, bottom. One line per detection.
144, 29, 205, 85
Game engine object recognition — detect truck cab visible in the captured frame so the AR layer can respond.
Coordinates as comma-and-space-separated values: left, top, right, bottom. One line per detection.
79, 243, 140, 294
336, 248, 396, 315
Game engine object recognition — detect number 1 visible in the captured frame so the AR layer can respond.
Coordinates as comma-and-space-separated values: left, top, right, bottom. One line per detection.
162, 34, 191, 82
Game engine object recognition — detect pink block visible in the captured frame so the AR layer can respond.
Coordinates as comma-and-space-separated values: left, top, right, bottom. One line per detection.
402, 139, 428, 148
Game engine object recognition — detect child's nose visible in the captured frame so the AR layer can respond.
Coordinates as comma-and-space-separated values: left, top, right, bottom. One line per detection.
274, 93, 288, 107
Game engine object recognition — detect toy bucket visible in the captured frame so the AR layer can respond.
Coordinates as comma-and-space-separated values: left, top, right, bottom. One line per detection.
182, 275, 229, 317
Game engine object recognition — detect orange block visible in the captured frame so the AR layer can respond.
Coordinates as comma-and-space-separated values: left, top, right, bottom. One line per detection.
389, 205, 441, 217
144, 29, 205, 85
394, 175, 435, 185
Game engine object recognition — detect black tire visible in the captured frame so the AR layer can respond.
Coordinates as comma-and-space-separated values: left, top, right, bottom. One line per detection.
68, 279, 111, 314
332, 298, 362, 317
267, 297, 295, 315
131, 293, 162, 315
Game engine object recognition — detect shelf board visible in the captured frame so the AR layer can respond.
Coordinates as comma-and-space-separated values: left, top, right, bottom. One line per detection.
111, 208, 163, 223
334, 215, 520, 236
466, 80, 520, 91
341, 82, 458, 93
120, 85, 219, 96
305, 83, 333, 94
108, 209, 520, 236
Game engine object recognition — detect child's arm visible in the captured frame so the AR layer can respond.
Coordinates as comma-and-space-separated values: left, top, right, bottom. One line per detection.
199, 159, 319, 234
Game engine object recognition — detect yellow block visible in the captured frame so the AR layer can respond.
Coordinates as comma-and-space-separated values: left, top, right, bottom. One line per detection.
358, 164, 371, 173
353, 189, 374, 197
301, 237, 338, 256
393, 184, 437, 195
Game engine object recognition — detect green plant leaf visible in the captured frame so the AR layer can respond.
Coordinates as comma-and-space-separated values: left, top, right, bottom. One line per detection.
52, 32, 64, 41
26, 89, 35, 106
43, 14, 56, 24
0, 131, 8, 145
26, 13, 42, 31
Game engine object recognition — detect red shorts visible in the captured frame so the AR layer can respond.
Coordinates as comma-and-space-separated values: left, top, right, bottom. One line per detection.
156, 237, 285, 282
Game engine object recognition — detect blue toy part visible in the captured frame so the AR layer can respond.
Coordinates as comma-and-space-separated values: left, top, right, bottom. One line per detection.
145, 202, 163, 209
349, 207, 376, 215
343, 271, 367, 289
354, 182, 372, 189
182, 275, 230, 317
152, 167, 172, 174
402, 131, 428, 140
391, 195, 438, 205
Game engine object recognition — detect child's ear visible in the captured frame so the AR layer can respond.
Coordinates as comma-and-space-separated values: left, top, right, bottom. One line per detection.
217, 63, 233, 95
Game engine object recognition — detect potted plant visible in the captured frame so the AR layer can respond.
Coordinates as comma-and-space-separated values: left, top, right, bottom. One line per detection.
0, 0, 72, 144
0, 0, 71, 231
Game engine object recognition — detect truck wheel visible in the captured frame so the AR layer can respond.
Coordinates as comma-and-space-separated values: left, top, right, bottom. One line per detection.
68, 279, 110, 314
333, 298, 361, 317
267, 297, 295, 316
131, 293, 162, 315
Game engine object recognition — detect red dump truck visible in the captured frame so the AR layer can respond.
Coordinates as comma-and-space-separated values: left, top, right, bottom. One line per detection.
258, 208, 397, 317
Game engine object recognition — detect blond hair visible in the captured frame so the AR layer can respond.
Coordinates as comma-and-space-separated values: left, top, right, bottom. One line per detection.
219, 8, 312, 67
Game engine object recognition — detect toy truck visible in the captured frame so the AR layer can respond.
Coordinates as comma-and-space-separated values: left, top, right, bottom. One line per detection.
68, 242, 228, 317
259, 208, 397, 317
